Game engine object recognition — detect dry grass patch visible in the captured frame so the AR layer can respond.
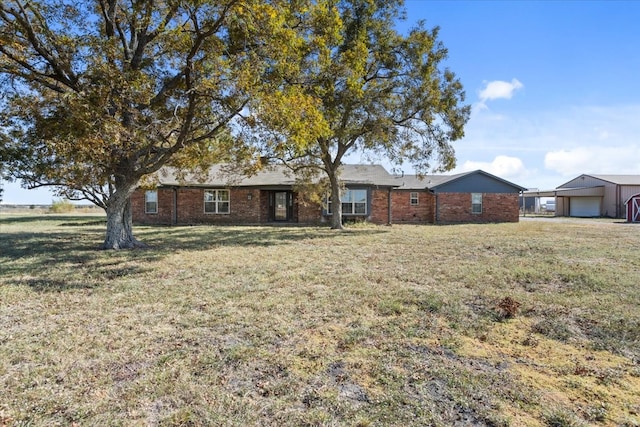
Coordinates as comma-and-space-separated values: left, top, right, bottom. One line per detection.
1, 215, 639, 426
457, 319, 640, 426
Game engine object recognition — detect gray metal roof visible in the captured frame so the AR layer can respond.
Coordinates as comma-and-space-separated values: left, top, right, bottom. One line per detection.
585, 174, 640, 185
556, 174, 640, 188
523, 186, 605, 197
155, 164, 399, 188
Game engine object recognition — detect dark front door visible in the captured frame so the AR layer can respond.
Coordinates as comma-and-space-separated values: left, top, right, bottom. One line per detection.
274, 191, 290, 221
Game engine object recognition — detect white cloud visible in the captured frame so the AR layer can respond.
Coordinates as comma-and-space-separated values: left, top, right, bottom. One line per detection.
479, 78, 524, 102
543, 148, 593, 176
454, 103, 640, 190
455, 155, 528, 180
544, 145, 640, 176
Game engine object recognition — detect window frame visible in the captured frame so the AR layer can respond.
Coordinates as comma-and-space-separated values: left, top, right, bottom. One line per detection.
145, 190, 158, 214
471, 193, 483, 214
326, 188, 368, 216
204, 189, 230, 214
410, 192, 419, 206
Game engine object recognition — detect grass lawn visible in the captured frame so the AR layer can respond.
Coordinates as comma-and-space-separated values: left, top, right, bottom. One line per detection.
1, 215, 639, 426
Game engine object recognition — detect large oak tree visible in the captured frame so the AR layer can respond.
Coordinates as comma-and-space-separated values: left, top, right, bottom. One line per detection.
0, 0, 316, 248
260, 0, 471, 229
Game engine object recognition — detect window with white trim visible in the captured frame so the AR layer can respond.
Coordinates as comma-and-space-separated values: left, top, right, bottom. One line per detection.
327, 189, 367, 215
145, 190, 158, 214
410, 192, 419, 206
204, 189, 230, 214
471, 193, 482, 214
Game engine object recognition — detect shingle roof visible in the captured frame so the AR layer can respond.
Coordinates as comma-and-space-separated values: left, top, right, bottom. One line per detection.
156, 165, 296, 187
155, 164, 399, 188
339, 164, 398, 186
154, 165, 528, 191
393, 170, 527, 192
392, 172, 470, 190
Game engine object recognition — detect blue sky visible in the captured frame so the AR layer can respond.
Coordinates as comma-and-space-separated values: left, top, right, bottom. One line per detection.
2, 0, 639, 204
398, 0, 640, 191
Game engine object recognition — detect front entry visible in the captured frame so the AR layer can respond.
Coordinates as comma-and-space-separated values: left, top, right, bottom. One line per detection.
271, 191, 293, 221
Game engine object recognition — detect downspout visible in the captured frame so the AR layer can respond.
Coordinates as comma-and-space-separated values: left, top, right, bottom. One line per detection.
617, 185, 621, 218
435, 192, 439, 223
172, 187, 178, 225
387, 187, 392, 225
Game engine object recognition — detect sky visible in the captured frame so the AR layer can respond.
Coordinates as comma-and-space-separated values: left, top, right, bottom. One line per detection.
397, 0, 640, 191
2, 0, 640, 204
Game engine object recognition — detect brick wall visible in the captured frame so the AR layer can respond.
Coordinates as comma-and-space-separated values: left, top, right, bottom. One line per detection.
318, 188, 391, 225
296, 193, 323, 224
133, 188, 520, 226
369, 188, 391, 224
228, 189, 261, 223
436, 192, 520, 223
133, 188, 326, 225
131, 188, 174, 225
180, 188, 261, 224
259, 190, 269, 222
133, 187, 263, 225
391, 190, 435, 223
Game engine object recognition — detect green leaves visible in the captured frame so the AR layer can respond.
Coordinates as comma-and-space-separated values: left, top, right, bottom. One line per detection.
0, 0, 470, 240
0, 0, 317, 196
259, 0, 469, 174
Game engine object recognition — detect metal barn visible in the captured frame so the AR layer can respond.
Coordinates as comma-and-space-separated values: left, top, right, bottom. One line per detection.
524, 174, 640, 219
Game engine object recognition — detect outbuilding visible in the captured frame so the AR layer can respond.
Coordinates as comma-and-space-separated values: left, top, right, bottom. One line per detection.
625, 193, 640, 223
524, 174, 640, 219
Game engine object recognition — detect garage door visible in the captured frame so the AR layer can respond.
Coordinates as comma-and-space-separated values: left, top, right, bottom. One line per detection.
570, 197, 601, 217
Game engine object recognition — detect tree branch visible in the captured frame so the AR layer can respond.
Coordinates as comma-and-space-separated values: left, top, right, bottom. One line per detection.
0, 2, 78, 91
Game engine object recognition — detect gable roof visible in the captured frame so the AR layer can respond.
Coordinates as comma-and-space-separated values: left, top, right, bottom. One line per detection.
156, 165, 295, 187
394, 170, 527, 192
392, 172, 467, 190
152, 165, 527, 192
578, 174, 640, 186
339, 164, 399, 186
154, 164, 399, 188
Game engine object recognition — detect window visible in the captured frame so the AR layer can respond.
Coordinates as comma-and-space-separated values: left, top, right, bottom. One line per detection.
145, 190, 158, 214
471, 193, 482, 214
204, 189, 230, 214
327, 189, 367, 215
410, 192, 419, 206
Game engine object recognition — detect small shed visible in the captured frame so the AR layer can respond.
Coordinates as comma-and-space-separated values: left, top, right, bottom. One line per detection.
625, 193, 640, 222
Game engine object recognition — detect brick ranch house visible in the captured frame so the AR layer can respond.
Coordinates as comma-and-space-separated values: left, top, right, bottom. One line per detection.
132, 165, 527, 226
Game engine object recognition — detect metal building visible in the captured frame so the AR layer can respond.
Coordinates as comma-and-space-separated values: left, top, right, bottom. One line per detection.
523, 174, 640, 219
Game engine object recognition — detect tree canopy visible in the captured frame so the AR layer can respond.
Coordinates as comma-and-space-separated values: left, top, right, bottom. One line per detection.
0, 0, 316, 248
0, 0, 470, 241
257, 0, 471, 228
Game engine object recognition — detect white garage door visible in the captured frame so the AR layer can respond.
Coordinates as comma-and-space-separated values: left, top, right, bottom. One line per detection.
570, 197, 601, 217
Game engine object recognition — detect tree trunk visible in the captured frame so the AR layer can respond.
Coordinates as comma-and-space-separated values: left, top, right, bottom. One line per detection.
329, 171, 344, 230
102, 184, 145, 250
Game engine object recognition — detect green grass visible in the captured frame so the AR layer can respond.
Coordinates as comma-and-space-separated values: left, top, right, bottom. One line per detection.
1, 215, 639, 426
